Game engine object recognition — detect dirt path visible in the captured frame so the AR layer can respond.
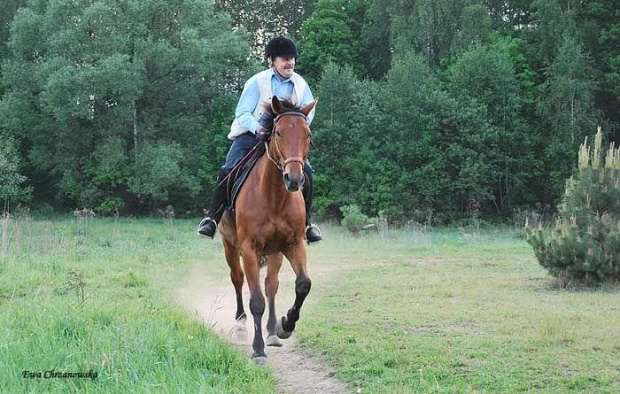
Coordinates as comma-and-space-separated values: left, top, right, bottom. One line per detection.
176, 258, 347, 394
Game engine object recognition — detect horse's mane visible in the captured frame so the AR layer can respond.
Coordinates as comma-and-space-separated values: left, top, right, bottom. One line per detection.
261, 99, 304, 117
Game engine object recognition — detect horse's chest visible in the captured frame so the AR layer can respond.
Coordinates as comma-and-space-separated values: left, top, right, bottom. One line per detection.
270, 221, 302, 243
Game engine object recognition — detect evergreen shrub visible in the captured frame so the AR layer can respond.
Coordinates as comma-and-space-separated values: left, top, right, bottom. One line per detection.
527, 128, 620, 282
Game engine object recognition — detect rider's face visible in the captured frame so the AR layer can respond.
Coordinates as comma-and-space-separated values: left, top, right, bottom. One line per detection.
271, 56, 295, 79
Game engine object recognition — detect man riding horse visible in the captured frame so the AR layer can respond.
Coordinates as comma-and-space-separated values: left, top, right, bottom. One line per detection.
197, 36, 323, 244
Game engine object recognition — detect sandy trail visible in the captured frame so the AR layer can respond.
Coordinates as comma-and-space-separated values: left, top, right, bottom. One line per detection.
176, 257, 346, 394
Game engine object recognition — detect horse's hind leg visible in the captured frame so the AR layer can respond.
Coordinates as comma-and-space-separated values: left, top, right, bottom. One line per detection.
223, 239, 247, 340
265, 253, 284, 347
277, 243, 311, 339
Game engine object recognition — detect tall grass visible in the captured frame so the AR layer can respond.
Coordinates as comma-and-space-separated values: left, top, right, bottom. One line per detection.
0, 215, 276, 393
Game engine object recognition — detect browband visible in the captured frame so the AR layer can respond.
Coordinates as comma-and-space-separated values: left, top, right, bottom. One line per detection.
274, 111, 307, 124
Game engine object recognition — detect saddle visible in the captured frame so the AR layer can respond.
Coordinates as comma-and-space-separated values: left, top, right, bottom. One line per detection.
225, 141, 266, 214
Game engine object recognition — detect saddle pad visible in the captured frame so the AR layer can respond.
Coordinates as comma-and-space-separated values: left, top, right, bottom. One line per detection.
226, 142, 266, 213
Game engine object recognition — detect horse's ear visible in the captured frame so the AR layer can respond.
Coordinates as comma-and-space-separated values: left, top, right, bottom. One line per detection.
271, 96, 284, 114
301, 99, 318, 116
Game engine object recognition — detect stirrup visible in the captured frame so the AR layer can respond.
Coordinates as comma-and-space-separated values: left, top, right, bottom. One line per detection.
197, 217, 217, 239
305, 224, 323, 245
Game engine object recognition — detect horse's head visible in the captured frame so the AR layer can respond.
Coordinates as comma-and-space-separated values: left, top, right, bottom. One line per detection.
268, 96, 318, 192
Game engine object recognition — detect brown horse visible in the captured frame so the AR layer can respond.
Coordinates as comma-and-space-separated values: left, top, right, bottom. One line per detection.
218, 96, 318, 362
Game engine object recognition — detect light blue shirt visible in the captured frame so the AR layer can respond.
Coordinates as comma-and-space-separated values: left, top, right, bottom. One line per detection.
235, 69, 314, 134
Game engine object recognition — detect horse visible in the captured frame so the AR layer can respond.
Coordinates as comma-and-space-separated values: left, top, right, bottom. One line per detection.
218, 95, 318, 362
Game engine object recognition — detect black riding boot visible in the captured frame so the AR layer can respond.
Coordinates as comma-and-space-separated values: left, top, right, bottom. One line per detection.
197, 170, 229, 239
302, 168, 323, 244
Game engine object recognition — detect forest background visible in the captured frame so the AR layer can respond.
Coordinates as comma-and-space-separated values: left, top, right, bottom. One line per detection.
1, 0, 618, 224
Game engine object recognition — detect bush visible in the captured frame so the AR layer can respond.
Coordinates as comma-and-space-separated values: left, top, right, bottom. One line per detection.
340, 204, 369, 233
527, 128, 620, 283
0, 138, 31, 207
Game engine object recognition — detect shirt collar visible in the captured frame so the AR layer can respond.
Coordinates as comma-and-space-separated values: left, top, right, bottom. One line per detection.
271, 68, 293, 83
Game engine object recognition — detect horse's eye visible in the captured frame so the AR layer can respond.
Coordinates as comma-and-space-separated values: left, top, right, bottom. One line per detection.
276, 130, 282, 138
307, 132, 311, 140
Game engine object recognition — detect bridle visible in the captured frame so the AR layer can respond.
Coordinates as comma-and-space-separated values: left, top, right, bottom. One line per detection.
265, 111, 309, 172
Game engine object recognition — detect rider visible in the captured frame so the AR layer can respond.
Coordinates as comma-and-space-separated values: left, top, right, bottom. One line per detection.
197, 36, 323, 244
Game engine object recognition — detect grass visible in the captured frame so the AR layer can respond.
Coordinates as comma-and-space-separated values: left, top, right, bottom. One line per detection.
2, 216, 619, 393
298, 224, 620, 393
0, 215, 276, 393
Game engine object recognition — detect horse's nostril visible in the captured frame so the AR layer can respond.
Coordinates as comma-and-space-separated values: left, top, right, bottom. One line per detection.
283, 173, 290, 184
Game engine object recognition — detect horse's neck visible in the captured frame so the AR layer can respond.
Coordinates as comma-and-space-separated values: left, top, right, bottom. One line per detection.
257, 155, 287, 201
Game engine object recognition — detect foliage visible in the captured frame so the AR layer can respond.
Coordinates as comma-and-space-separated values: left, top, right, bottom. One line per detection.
383, 51, 497, 218
340, 204, 369, 233
360, 0, 392, 80
214, 0, 314, 57
538, 33, 600, 199
0, 136, 31, 206
0, 0, 254, 213
1, 0, 619, 220
297, 0, 369, 83
527, 128, 620, 282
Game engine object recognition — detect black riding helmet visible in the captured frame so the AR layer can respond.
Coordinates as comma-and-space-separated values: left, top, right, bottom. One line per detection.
265, 36, 298, 59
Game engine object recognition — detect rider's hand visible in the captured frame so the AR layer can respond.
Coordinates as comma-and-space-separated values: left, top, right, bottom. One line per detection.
256, 126, 271, 141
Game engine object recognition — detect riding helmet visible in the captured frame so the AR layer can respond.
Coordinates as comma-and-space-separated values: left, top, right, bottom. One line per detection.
265, 36, 298, 59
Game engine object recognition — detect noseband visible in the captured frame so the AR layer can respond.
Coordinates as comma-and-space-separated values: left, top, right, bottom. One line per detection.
265, 111, 308, 172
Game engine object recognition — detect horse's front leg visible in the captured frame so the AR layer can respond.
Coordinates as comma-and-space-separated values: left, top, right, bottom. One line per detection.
265, 253, 284, 347
240, 241, 267, 361
223, 238, 247, 341
277, 242, 311, 339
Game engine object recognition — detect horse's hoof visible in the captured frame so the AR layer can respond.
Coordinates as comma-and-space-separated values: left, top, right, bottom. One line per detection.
232, 316, 248, 342
232, 327, 249, 342
251, 354, 268, 365
276, 318, 293, 339
266, 335, 283, 347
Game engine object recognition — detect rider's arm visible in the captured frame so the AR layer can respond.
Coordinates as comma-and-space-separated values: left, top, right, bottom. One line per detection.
302, 86, 315, 125
235, 77, 261, 134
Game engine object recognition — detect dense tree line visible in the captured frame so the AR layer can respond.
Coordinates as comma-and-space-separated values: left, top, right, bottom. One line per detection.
0, 0, 618, 223
304, 0, 618, 221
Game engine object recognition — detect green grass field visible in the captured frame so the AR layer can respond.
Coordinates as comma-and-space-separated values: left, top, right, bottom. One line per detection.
0, 215, 276, 393
299, 225, 620, 393
1, 216, 619, 393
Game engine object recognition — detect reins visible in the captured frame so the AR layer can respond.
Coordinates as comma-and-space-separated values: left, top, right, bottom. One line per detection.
265, 111, 308, 172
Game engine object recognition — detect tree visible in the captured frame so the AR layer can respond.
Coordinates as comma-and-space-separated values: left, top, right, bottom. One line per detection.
577, 0, 620, 131
527, 128, 620, 283
381, 51, 496, 218
297, 0, 369, 83
390, 0, 482, 66
214, 0, 314, 57
0, 136, 30, 208
483, 0, 535, 31
361, 0, 393, 80
0, 0, 27, 81
448, 44, 527, 212
538, 34, 600, 200
452, 3, 492, 53
311, 63, 386, 217
1, 0, 255, 212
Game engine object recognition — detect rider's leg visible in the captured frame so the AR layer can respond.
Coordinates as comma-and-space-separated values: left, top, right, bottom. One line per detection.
198, 133, 258, 238
302, 161, 323, 244
197, 169, 229, 238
